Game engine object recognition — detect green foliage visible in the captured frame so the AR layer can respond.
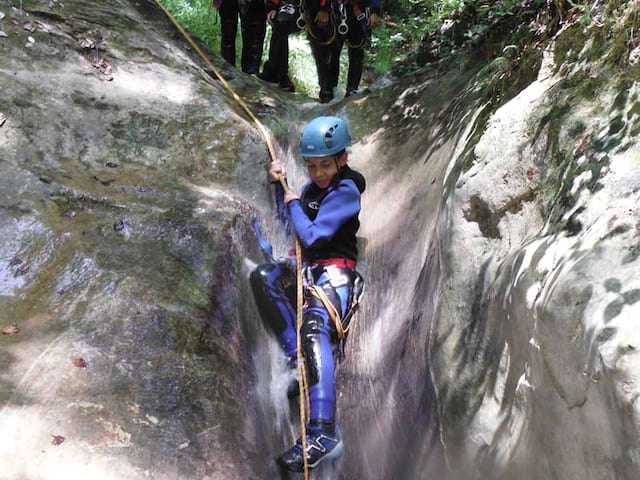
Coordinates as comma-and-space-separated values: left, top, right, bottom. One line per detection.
158, 0, 221, 50
367, 0, 526, 75
158, 0, 634, 96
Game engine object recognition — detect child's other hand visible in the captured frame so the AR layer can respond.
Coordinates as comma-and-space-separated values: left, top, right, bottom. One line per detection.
284, 191, 299, 204
368, 13, 380, 29
315, 9, 329, 27
268, 161, 286, 183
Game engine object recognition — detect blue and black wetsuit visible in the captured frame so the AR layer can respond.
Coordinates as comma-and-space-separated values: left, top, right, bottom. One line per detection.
250, 165, 365, 424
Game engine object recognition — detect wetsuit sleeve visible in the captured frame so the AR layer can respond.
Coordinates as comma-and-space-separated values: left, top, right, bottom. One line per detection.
274, 183, 291, 230
287, 180, 360, 249
275, 181, 312, 235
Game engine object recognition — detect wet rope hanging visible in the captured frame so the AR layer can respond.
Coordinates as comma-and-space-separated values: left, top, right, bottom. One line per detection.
309, 285, 346, 338
151, 1, 311, 477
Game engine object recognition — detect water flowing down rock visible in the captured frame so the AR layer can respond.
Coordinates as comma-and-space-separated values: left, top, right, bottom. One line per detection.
0, 1, 293, 478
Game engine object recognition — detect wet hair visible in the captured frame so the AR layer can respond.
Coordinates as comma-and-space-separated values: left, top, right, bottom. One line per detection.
333, 149, 346, 159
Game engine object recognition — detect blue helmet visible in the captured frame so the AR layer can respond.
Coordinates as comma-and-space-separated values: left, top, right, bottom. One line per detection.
299, 116, 352, 158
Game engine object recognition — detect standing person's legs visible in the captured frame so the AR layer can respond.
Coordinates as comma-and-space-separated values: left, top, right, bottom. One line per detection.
219, 0, 240, 66
240, 0, 267, 74
275, 3, 300, 90
260, 3, 299, 89
306, 0, 338, 102
346, 46, 364, 96
328, 35, 343, 92
309, 39, 336, 103
259, 30, 279, 82
344, 6, 369, 96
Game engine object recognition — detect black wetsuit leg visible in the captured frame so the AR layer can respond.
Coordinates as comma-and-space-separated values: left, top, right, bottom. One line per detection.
344, 6, 370, 95
219, 0, 240, 66
250, 262, 298, 358
308, 39, 336, 102
262, 2, 300, 87
240, 0, 267, 74
260, 32, 279, 82
306, 1, 339, 102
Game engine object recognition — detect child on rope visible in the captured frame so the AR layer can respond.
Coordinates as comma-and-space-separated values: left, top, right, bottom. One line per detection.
250, 116, 366, 471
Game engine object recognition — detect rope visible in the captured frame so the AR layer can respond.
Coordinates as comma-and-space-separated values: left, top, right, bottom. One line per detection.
295, 241, 311, 476
152, 0, 277, 162
309, 285, 346, 338
151, 2, 310, 477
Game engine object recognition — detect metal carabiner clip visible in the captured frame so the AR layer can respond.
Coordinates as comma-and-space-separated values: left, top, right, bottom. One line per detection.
337, 2, 348, 35
296, 0, 307, 30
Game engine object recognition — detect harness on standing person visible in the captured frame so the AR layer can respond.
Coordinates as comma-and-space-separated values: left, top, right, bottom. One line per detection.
299, 0, 338, 45
347, 1, 371, 48
296, 0, 307, 29
337, 2, 348, 34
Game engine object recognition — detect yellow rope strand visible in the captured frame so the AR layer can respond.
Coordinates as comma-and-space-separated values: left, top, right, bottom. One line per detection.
151, 2, 309, 478
152, 0, 278, 162
310, 285, 345, 338
295, 240, 310, 476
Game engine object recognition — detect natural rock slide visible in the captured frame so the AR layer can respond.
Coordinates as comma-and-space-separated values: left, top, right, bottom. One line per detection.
1, 0, 639, 479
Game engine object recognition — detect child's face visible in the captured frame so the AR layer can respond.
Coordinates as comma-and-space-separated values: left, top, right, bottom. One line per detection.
305, 154, 346, 189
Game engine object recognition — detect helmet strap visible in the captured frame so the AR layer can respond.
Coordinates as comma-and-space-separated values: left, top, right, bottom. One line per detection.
333, 150, 346, 171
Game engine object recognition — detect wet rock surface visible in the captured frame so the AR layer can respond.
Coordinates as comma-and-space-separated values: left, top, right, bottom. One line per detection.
0, 0, 294, 478
338, 5, 640, 479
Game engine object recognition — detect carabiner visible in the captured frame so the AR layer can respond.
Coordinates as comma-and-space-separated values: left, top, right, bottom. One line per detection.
296, 0, 307, 30
337, 2, 348, 35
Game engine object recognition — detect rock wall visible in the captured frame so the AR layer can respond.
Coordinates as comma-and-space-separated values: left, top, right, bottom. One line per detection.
0, 1, 291, 478
338, 4, 640, 478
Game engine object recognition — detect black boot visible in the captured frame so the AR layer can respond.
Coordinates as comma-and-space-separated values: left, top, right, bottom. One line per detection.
258, 61, 278, 83
319, 88, 334, 103
278, 74, 295, 92
277, 421, 343, 471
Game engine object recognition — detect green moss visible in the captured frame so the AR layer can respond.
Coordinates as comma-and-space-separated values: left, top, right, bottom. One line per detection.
166, 313, 206, 353
176, 275, 210, 311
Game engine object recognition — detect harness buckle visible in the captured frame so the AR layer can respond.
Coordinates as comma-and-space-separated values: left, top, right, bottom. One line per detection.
338, 2, 349, 35
296, 0, 307, 30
